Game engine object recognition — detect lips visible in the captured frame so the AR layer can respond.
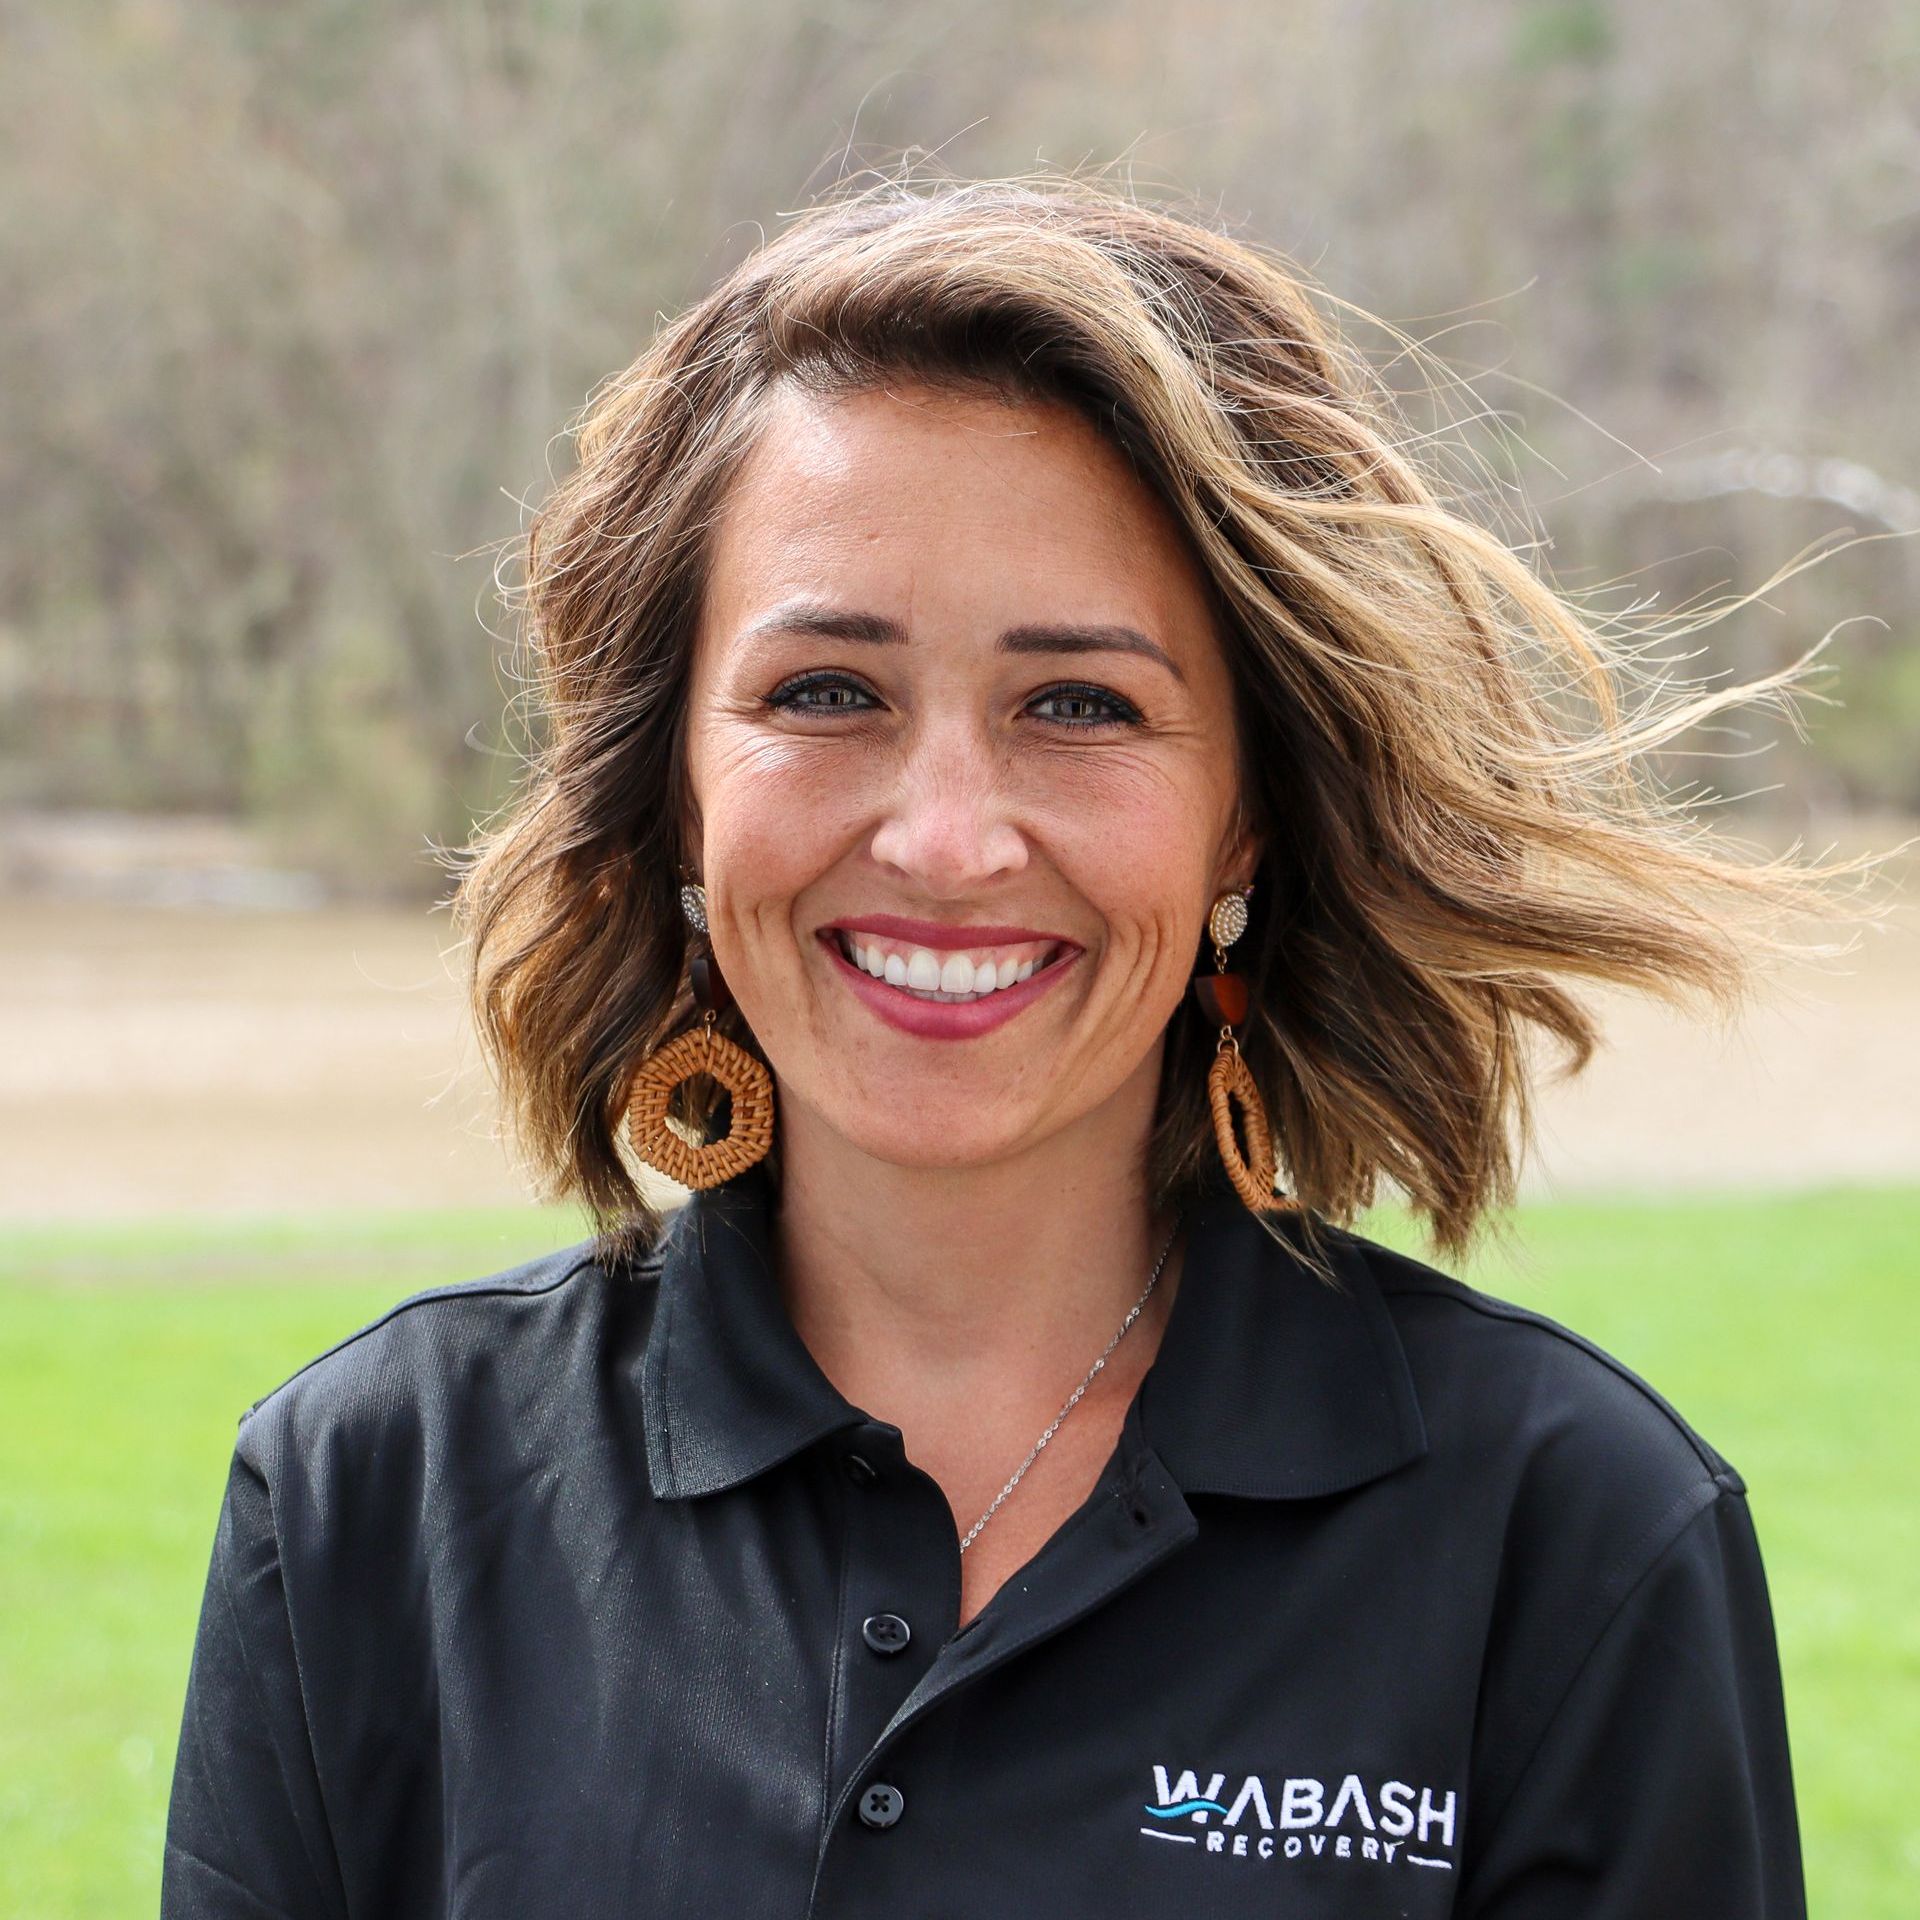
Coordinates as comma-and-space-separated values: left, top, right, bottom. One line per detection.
816, 918, 1081, 1039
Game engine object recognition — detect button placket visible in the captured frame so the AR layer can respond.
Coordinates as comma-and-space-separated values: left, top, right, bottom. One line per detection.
824, 1425, 959, 1826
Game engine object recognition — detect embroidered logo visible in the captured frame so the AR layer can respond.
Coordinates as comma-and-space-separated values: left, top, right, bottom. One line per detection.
1140, 1766, 1458, 1873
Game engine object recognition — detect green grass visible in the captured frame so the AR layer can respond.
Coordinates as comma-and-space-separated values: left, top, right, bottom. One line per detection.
0, 1207, 590, 1920
2, 1189, 1915, 1916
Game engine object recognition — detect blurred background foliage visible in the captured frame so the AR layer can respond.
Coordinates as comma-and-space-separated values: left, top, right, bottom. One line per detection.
4, 0, 1917, 894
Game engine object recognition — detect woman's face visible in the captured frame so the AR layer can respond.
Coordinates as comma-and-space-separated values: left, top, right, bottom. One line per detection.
685, 378, 1257, 1174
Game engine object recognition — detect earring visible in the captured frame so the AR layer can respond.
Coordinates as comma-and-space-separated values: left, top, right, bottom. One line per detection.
1192, 885, 1301, 1215
625, 878, 776, 1190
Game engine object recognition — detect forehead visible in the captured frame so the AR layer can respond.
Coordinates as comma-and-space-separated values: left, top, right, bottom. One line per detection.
700, 378, 1219, 643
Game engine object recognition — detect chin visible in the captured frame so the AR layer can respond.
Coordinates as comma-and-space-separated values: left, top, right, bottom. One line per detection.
813, 1105, 1043, 1174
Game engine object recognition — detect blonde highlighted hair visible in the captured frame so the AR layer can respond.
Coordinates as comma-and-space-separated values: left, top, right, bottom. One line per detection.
452, 163, 1900, 1272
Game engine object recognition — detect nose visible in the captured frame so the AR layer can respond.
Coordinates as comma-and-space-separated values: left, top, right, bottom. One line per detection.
867, 720, 1029, 895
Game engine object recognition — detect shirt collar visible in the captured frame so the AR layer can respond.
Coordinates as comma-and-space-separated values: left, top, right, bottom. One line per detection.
639, 1158, 1427, 1503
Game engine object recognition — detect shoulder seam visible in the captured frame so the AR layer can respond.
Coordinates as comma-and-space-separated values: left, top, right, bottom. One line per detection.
1368, 1258, 1732, 1484
1473, 1478, 1743, 1848
239, 1249, 600, 1426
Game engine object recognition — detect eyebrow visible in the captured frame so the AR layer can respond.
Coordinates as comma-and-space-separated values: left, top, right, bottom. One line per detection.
740, 601, 1187, 684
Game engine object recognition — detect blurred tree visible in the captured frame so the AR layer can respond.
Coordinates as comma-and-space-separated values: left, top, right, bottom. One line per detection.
2, 0, 1913, 892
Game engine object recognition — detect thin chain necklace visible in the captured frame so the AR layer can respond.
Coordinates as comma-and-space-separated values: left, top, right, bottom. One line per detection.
957, 1214, 1184, 1555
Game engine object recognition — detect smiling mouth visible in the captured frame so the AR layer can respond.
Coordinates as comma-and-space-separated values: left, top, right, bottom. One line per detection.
829, 929, 1069, 1004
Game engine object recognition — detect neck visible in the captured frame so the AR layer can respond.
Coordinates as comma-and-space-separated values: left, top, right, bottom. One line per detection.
768, 1046, 1184, 1434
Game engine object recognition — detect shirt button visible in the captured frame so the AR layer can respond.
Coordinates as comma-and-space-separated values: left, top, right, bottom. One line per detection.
857, 1782, 905, 1829
842, 1450, 879, 1486
861, 1612, 912, 1655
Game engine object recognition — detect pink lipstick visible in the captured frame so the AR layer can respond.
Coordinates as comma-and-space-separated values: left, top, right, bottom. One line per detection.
816, 923, 1080, 1040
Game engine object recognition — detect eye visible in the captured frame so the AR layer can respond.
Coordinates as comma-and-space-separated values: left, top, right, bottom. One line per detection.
763, 671, 879, 716
762, 672, 1142, 729
1027, 682, 1144, 730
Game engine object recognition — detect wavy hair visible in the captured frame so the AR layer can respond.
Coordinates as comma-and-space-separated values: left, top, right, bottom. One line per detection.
451, 163, 1900, 1275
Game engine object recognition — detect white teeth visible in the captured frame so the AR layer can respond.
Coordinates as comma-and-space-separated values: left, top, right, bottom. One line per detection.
837, 931, 1062, 1002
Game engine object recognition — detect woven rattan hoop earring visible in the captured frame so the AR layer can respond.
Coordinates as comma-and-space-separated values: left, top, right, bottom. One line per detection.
1192, 885, 1302, 1215
625, 880, 775, 1191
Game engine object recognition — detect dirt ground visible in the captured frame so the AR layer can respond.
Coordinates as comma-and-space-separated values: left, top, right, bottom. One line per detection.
2, 821, 1915, 1220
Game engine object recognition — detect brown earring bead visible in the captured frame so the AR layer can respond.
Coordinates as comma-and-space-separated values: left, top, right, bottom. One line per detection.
689, 950, 733, 1016
1192, 971, 1249, 1028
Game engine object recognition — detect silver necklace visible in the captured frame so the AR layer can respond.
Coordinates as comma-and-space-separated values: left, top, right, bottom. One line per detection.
957, 1215, 1184, 1555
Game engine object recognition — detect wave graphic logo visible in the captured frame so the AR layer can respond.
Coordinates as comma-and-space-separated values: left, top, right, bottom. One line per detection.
1145, 1794, 1231, 1821
1140, 1765, 1457, 1872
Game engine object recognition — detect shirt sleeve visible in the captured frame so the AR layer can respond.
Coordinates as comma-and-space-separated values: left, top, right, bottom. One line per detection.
1460, 1483, 1807, 1919
161, 1424, 347, 1920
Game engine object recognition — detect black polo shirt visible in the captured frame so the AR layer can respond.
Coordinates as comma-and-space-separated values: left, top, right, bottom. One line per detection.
162, 1160, 1805, 1918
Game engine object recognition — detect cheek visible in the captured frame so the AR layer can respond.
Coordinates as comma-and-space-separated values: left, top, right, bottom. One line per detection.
690, 723, 868, 934
694, 720, 849, 842
1030, 748, 1224, 940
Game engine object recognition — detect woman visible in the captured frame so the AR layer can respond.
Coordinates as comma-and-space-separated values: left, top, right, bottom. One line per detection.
163, 171, 1875, 1917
